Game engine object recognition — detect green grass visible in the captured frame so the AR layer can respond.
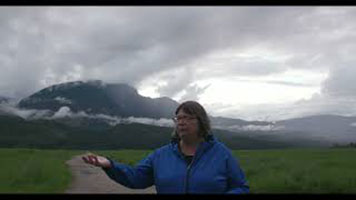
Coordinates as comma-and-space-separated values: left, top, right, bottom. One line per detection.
234, 148, 356, 193
97, 148, 356, 194
0, 148, 84, 193
1, 148, 356, 193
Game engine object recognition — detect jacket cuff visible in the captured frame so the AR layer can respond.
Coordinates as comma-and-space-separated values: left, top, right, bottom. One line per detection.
101, 157, 115, 171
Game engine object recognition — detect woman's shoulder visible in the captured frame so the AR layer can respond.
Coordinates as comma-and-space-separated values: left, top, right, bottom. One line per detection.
157, 143, 172, 151
151, 143, 175, 155
210, 138, 234, 157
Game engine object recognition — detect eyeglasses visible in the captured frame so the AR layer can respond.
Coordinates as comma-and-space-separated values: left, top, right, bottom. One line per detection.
172, 115, 197, 123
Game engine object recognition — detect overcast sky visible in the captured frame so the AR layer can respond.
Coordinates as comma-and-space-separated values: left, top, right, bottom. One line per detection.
1, 6, 356, 121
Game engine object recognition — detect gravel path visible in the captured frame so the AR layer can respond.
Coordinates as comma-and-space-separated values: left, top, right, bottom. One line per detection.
65, 155, 156, 194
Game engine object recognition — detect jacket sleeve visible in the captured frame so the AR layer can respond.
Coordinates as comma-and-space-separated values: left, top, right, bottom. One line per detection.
225, 151, 249, 194
102, 151, 155, 189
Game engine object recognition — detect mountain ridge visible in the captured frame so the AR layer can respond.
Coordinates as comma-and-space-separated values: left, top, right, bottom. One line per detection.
18, 80, 179, 119
1, 80, 355, 148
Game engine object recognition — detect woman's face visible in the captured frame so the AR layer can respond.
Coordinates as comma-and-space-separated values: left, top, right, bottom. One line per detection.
175, 109, 199, 140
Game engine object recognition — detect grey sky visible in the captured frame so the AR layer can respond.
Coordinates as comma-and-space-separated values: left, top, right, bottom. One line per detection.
1, 6, 356, 120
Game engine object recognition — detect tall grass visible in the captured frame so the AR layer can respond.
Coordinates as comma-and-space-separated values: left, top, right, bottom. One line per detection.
0, 148, 83, 193
97, 148, 356, 193
1, 148, 355, 193
234, 148, 356, 193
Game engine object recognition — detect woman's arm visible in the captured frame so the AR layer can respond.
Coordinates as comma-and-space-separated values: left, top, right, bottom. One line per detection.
82, 152, 155, 189
225, 151, 249, 194
102, 152, 155, 189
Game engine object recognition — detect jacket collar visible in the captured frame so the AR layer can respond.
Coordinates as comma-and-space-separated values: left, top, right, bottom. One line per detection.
170, 134, 216, 158
170, 133, 215, 144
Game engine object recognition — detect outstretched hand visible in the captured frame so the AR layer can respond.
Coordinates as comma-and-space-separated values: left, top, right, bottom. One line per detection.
82, 153, 112, 169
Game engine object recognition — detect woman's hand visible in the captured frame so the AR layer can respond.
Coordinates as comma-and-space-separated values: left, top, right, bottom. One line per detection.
82, 153, 112, 169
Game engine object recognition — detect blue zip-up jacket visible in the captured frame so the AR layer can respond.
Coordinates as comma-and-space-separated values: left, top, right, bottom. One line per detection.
103, 135, 249, 194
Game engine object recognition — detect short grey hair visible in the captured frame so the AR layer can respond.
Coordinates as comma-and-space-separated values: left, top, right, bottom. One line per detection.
171, 101, 211, 141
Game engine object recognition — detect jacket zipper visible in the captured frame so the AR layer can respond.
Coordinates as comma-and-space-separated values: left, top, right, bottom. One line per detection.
184, 158, 194, 193
183, 144, 201, 194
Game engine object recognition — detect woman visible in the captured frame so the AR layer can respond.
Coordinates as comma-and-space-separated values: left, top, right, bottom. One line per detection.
82, 101, 249, 194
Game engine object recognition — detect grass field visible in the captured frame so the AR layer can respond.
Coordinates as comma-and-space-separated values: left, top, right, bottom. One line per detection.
0, 148, 84, 193
234, 148, 356, 193
1, 147, 356, 193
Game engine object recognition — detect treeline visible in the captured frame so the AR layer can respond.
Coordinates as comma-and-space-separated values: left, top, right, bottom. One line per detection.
332, 142, 356, 148
0, 115, 326, 150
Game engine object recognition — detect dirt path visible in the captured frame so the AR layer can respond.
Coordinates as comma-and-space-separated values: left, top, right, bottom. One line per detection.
65, 155, 156, 194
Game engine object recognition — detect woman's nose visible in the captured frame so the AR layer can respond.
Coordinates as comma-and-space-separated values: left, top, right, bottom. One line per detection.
177, 120, 186, 126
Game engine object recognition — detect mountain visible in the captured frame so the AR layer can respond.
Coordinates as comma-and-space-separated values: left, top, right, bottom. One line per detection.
276, 114, 356, 144
18, 80, 179, 119
5, 80, 355, 149
210, 116, 272, 129
213, 114, 356, 146
0, 96, 10, 104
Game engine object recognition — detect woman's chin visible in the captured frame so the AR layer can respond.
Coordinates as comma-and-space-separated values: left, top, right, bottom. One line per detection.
178, 132, 188, 138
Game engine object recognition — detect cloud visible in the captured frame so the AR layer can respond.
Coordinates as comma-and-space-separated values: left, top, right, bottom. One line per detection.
322, 64, 356, 98
52, 106, 71, 118
194, 53, 288, 80
1, 7, 356, 120
50, 106, 175, 127
0, 103, 175, 127
54, 96, 72, 105
213, 124, 285, 132
0, 7, 327, 98
0, 103, 52, 119
154, 67, 195, 98
218, 93, 356, 121
124, 116, 174, 127
261, 80, 316, 87
178, 83, 211, 102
